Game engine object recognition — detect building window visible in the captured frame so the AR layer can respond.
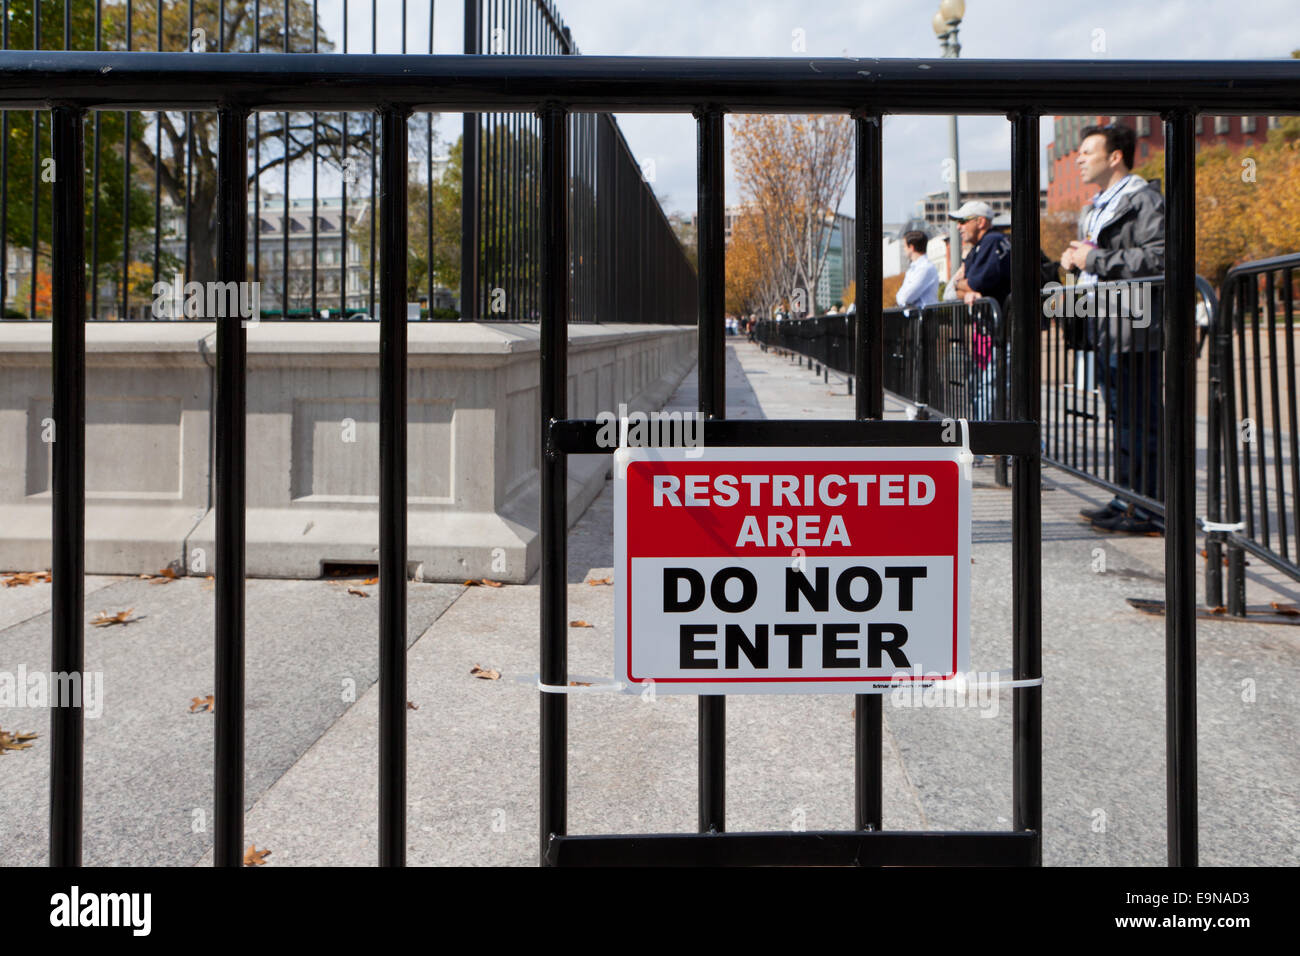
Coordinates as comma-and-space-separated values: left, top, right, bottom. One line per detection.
1241, 116, 1256, 133
1268, 116, 1282, 130
1194, 116, 1203, 135
1214, 115, 1230, 134
1136, 116, 1151, 136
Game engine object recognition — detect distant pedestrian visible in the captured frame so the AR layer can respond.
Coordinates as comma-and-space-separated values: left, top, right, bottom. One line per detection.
895, 230, 940, 308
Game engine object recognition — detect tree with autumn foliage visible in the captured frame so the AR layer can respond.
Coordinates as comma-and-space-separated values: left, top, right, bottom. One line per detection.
1134, 116, 1300, 286
730, 115, 854, 317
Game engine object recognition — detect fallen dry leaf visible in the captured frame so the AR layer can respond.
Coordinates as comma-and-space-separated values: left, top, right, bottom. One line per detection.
587, 577, 613, 586
480, 579, 503, 588
463, 579, 480, 587
149, 567, 178, 584
1209, 606, 1227, 615
3, 570, 51, 587
362, 577, 378, 586
469, 665, 501, 681
189, 695, 215, 714
1270, 602, 1300, 616
244, 844, 271, 866
347, 588, 369, 598
407, 701, 419, 710
91, 608, 135, 627
569, 680, 593, 687
569, 620, 593, 628
0, 728, 38, 754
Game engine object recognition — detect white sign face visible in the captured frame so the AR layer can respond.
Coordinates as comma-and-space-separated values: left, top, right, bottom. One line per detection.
614, 446, 971, 695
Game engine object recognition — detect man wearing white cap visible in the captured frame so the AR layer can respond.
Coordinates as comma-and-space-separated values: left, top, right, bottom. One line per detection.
949, 200, 1011, 422
949, 200, 1011, 310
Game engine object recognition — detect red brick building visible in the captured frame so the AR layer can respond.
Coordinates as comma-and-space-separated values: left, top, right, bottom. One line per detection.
1046, 114, 1285, 213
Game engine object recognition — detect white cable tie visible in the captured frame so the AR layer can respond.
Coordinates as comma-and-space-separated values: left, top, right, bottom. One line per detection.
533, 675, 627, 694
1200, 517, 1245, 533
956, 417, 975, 480
895, 669, 1043, 690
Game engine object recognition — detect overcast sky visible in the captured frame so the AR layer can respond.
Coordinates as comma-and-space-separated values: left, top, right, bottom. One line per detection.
307, 0, 1299, 221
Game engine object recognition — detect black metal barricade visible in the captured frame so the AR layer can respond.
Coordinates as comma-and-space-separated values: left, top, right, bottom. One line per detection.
758, 299, 1009, 486
4, 51, 1285, 869
1205, 254, 1300, 615
1040, 275, 1217, 529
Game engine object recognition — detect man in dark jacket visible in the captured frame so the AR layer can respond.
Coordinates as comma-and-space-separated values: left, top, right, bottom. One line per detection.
950, 201, 1011, 421
1060, 123, 1165, 534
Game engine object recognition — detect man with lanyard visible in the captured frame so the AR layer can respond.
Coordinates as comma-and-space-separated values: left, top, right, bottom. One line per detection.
1060, 123, 1165, 535
950, 201, 1011, 422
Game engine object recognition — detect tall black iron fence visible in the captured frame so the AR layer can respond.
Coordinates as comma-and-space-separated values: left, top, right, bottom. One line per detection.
1205, 253, 1300, 615
0, 0, 695, 322
7, 51, 1283, 869
461, 1, 695, 323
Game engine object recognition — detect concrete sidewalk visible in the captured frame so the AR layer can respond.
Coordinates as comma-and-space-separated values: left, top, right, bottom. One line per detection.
2, 338, 1296, 866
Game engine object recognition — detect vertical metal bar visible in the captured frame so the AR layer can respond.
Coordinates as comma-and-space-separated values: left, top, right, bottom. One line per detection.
695, 106, 726, 833
424, 0, 436, 315
1222, 282, 1247, 616
49, 103, 86, 868
1266, 272, 1287, 560
213, 106, 249, 867
852, 111, 883, 833
1009, 111, 1042, 862
1237, 282, 1255, 539
311, 0, 319, 318
339, 110, 346, 312
153, 1, 161, 298
460, 0, 479, 319
1206, 277, 1224, 607
1163, 109, 1198, 867
379, 106, 410, 867
369, 111, 376, 318
539, 103, 568, 865
253, 0, 261, 294
1284, 269, 1300, 554
1249, 279, 1270, 549
121, 1, 131, 319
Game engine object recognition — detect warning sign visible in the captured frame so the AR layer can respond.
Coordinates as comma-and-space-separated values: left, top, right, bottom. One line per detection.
614, 446, 970, 694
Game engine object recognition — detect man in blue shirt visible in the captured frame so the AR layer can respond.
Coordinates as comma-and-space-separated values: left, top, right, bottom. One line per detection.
895, 230, 940, 308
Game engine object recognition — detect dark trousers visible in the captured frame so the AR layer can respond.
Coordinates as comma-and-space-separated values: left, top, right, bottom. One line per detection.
1103, 350, 1163, 506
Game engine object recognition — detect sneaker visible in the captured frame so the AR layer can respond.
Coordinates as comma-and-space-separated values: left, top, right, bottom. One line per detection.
1079, 502, 1123, 523
1090, 507, 1162, 536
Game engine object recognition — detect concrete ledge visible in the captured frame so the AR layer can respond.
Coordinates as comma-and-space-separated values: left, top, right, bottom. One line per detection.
0, 321, 695, 582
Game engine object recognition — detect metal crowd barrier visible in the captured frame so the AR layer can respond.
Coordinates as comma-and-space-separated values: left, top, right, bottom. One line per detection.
756, 298, 1009, 485
1040, 275, 1217, 525
1205, 253, 1300, 614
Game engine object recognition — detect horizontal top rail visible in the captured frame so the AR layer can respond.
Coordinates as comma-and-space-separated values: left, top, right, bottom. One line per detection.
1, 53, 1298, 112
1223, 251, 1300, 279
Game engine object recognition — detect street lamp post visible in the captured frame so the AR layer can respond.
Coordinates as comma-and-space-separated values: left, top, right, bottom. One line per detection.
933, 0, 965, 280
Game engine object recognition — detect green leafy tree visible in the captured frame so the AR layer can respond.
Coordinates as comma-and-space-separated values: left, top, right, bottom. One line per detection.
1, 1, 372, 318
